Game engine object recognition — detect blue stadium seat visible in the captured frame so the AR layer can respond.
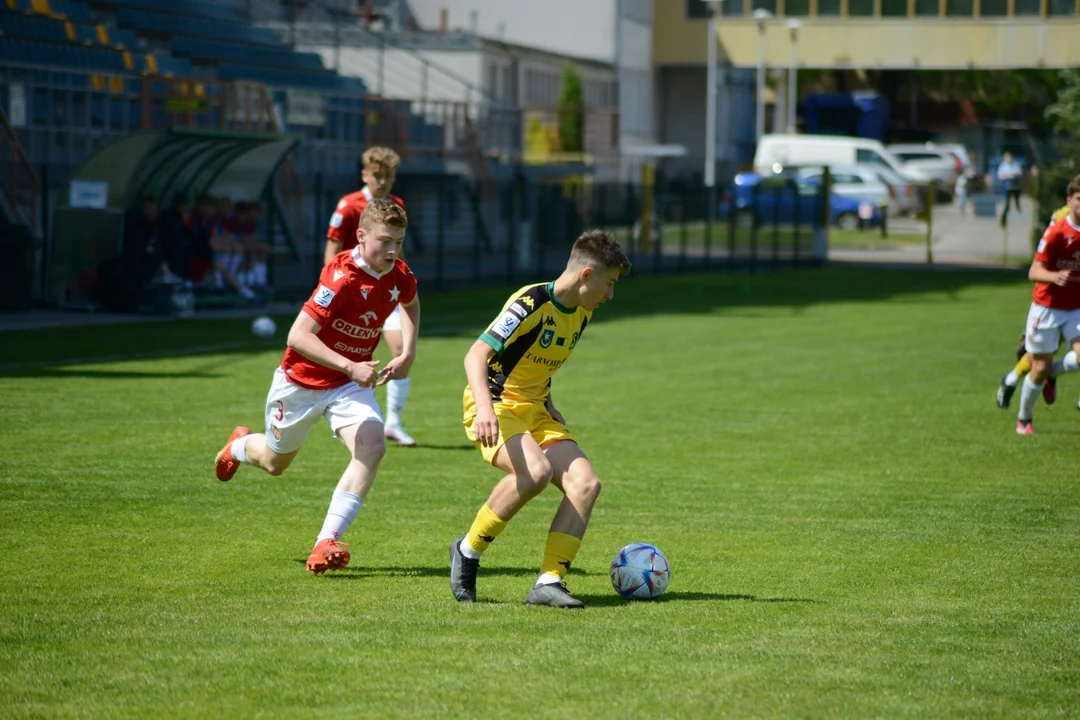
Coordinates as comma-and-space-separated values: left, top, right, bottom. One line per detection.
171, 36, 326, 72
115, 8, 281, 46
94, 0, 243, 22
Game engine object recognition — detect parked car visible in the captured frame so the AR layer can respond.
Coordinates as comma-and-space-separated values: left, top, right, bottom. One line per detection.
872, 166, 920, 216
754, 134, 928, 185
887, 143, 964, 199
795, 164, 903, 219
720, 172, 883, 231
932, 142, 974, 172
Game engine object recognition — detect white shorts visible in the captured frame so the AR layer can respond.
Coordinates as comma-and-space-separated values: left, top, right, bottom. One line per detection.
381, 304, 401, 332
1024, 303, 1080, 354
264, 368, 383, 454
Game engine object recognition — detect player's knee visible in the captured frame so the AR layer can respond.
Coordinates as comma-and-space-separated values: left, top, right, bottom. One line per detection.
566, 471, 601, 503
353, 435, 387, 465
523, 457, 554, 491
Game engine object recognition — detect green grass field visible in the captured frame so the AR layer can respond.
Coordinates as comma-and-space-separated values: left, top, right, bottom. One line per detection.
2, 267, 1078, 718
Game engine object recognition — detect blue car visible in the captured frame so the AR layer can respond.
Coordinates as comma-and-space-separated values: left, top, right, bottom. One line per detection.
720, 172, 883, 230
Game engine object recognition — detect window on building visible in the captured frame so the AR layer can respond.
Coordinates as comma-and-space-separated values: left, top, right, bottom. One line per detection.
786, 0, 810, 15
848, 0, 875, 15
750, 0, 776, 13
946, 0, 973, 14
1048, 0, 1075, 14
817, 0, 842, 15
686, 0, 710, 18
881, 0, 908, 15
1013, 0, 1040, 13
723, 0, 745, 15
914, 0, 939, 15
980, 0, 1007, 15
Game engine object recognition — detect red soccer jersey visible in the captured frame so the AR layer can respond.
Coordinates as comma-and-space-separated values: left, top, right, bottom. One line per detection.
1033, 215, 1080, 310
281, 248, 417, 389
326, 187, 406, 252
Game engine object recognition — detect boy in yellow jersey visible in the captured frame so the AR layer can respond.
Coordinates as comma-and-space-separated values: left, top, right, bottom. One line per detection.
448, 230, 631, 608
998, 202, 1075, 409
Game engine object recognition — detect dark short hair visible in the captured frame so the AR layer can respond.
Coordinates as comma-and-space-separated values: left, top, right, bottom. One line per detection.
569, 230, 631, 275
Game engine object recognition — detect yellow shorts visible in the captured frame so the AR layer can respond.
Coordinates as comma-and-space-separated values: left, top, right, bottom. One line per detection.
463, 391, 575, 466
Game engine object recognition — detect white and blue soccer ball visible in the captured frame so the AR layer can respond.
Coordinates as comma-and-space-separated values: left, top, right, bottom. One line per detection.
251, 315, 276, 339
610, 542, 671, 600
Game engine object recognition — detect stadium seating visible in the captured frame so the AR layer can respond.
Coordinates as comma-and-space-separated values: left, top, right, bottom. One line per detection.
171, 37, 325, 72
114, 8, 281, 46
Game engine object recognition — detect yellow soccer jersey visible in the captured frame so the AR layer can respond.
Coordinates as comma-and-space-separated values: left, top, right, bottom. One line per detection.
473, 281, 592, 404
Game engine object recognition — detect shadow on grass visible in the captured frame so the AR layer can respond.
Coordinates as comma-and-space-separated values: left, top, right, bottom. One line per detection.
405, 443, 475, 452
1, 266, 1027, 370
296, 563, 587, 579
572, 591, 819, 607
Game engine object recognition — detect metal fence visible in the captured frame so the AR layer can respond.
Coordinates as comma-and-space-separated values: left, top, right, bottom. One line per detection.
298, 173, 829, 297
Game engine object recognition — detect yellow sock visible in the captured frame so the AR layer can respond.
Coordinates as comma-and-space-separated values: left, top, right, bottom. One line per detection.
465, 504, 508, 554
1015, 354, 1032, 378
539, 532, 582, 581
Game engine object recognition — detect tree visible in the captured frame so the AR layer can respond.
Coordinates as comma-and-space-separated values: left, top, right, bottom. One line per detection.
1045, 69, 1080, 140
558, 62, 583, 154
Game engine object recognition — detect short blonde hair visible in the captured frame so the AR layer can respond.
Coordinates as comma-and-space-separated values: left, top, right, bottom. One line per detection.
362, 146, 401, 172
360, 198, 408, 230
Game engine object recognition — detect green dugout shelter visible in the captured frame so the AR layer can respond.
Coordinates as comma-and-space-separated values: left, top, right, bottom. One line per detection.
50, 127, 299, 308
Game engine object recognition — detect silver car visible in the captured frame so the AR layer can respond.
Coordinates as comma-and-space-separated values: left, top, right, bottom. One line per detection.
887, 143, 963, 199
796, 165, 906, 219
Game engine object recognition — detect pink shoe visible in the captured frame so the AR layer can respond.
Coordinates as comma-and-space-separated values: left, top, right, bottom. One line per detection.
1016, 419, 1034, 435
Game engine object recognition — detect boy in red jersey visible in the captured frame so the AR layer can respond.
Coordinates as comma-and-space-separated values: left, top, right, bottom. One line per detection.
1000, 178, 1080, 434
323, 146, 416, 447
213, 199, 419, 573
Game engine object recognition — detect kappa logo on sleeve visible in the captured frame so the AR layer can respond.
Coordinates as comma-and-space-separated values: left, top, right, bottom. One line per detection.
329, 212, 344, 228
493, 310, 522, 338
314, 284, 336, 308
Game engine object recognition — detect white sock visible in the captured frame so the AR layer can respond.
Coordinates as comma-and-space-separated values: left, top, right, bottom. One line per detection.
230, 435, 248, 463
1018, 376, 1042, 421
459, 539, 482, 559
1051, 351, 1080, 377
386, 377, 411, 427
1005, 370, 1020, 386
536, 573, 562, 586
316, 490, 363, 542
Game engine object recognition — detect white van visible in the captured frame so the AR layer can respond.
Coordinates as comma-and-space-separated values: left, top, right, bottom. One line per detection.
753, 134, 927, 182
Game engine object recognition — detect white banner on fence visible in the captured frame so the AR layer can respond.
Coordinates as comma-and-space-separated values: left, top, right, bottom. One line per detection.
69, 180, 109, 209
286, 90, 326, 127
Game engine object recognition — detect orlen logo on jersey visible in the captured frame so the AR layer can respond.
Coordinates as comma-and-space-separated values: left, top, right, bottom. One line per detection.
331, 318, 381, 339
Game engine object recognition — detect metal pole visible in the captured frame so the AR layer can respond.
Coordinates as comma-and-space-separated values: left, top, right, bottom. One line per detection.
756, 25, 766, 142
705, 5, 718, 190
753, 10, 772, 143
786, 20, 800, 133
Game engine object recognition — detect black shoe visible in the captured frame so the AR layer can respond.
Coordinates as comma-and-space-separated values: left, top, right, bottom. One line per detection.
525, 582, 585, 609
1015, 334, 1027, 361
449, 536, 479, 603
997, 375, 1016, 409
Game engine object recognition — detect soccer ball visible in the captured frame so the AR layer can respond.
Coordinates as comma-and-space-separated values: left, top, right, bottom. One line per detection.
251, 316, 276, 339
610, 542, 671, 600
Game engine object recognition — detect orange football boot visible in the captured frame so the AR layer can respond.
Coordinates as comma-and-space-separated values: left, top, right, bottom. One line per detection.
306, 539, 351, 574
214, 426, 250, 482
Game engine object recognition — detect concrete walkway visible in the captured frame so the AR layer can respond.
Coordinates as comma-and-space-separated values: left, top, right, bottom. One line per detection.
830, 198, 1039, 268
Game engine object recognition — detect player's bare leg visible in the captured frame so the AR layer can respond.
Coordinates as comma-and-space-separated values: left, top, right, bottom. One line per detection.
307, 420, 387, 574
382, 328, 416, 447
1018, 353, 1053, 435
524, 441, 599, 609
214, 429, 299, 481
450, 435, 552, 602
